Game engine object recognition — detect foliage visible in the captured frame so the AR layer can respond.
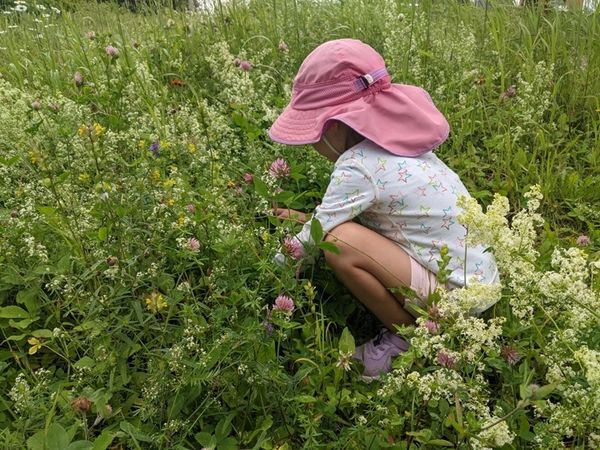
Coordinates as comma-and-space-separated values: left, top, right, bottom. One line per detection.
0, 0, 599, 448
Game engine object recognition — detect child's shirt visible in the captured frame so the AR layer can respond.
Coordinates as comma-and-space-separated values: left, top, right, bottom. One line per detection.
290, 139, 499, 290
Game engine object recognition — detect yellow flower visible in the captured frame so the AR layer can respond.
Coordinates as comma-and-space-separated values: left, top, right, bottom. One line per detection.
77, 124, 88, 137
166, 198, 175, 206
138, 139, 146, 150
150, 169, 161, 183
28, 337, 43, 355
160, 140, 170, 148
304, 281, 316, 302
28, 150, 41, 164
226, 180, 236, 189
596, 108, 600, 113
187, 143, 197, 154
145, 292, 167, 313
92, 123, 106, 137
178, 215, 186, 226
163, 179, 176, 189
78, 173, 90, 183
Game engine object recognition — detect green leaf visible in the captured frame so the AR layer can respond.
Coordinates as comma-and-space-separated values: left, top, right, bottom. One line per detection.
194, 432, 216, 449
16, 288, 39, 315
67, 441, 93, 450
318, 241, 340, 254
253, 178, 268, 198
292, 395, 317, 403
0, 306, 30, 319
46, 423, 70, 450
338, 327, 355, 355
215, 414, 234, 441
91, 430, 113, 450
426, 439, 454, 447
74, 356, 96, 369
309, 218, 324, 244
218, 437, 238, 450
531, 383, 556, 400
98, 227, 108, 242
32, 329, 54, 338
27, 430, 45, 450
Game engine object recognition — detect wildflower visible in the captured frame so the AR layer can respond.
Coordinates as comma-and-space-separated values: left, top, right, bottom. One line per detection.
187, 237, 201, 252
149, 140, 160, 156
576, 235, 591, 246
73, 71, 83, 87
243, 172, 254, 184
150, 169, 161, 182
27, 337, 43, 355
71, 396, 92, 414
105, 45, 119, 58
49, 103, 60, 112
278, 40, 289, 53
428, 305, 440, 320
233, 57, 241, 66
92, 123, 105, 137
85, 31, 96, 40
238, 60, 252, 72
170, 78, 185, 87
500, 85, 517, 100
273, 294, 295, 314
31, 100, 41, 111
304, 281, 316, 302
106, 256, 118, 266
262, 309, 274, 336
187, 143, 197, 154
269, 158, 290, 178
423, 319, 440, 335
436, 350, 457, 369
145, 292, 167, 313
185, 203, 195, 214
501, 345, 521, 366
283, 236, 303, 260
336, 350, 353, 371
14, 4, 27, 12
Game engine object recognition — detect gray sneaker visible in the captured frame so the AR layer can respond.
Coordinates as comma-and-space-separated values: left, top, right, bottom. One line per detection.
352, 328, 409, 381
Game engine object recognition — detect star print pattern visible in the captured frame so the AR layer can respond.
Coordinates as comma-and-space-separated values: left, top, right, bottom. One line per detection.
292, 140, 499, 288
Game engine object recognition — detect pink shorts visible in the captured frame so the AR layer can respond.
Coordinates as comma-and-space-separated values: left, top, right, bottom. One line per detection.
405, 256, 442, 317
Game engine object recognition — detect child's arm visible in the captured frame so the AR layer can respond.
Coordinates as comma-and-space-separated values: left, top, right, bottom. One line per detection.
284, 158, 378, 260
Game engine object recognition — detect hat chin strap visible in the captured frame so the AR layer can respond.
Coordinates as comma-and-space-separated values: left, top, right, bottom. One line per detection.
322, 135, 342, 157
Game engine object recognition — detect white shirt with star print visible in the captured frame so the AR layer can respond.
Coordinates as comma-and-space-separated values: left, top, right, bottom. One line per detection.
291, 139, 499, 291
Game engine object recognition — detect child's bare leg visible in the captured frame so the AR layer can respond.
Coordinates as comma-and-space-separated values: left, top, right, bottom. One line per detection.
323, 222, 415, 330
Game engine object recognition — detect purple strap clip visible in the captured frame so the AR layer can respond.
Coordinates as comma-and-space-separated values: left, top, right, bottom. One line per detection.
353, 67, 388, 92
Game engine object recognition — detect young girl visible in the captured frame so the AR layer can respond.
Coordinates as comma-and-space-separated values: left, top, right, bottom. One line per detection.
269, 39, 499, 380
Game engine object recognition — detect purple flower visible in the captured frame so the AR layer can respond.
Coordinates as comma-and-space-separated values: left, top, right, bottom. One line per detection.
576, 235, 591, 246
243, 172, 254, 184
423, 320, 440, 335
262, 309, 274, 336
500, 85, 517, 100
149, 140, 160, 156
187, 237, 200, 252
283, 237, 303, 260
238, 60, 252, 72
85, 31, 96, 40
185, 203, 195, 214
105, 45, 119, 58
73, 71, 84, 87
436, 350, 457, 369
273, 294, 294, 314
268, 158, 290, 179
501, 345, 521, 366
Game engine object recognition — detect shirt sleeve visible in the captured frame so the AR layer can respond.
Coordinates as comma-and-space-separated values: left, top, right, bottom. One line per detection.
292, 158, 378, 253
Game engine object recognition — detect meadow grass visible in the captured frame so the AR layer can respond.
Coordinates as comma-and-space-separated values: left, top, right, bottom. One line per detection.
0, 0, 599, 448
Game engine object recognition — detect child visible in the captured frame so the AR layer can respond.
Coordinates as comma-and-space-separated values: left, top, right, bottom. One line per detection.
268, 39, 499, 380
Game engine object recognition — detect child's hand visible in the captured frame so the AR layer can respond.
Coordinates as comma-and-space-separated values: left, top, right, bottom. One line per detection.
273, 207, 308, 224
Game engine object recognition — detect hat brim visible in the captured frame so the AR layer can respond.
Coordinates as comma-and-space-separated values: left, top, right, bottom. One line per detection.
268, 84, 450, 157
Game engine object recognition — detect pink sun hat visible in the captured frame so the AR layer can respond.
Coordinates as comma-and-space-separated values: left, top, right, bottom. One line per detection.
268, 39, 450, 157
